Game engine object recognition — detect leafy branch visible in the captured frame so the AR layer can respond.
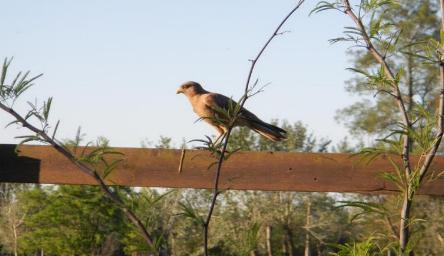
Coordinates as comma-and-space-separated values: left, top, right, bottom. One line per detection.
0, 58, 166, 255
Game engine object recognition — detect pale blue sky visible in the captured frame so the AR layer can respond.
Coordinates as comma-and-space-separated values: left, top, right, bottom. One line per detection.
1, 0, 361, 147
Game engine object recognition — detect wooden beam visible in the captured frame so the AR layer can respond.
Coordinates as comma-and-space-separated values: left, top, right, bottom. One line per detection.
1, 144, 444, 195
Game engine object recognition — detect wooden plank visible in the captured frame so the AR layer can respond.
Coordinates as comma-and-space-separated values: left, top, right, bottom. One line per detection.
1, 144, 444, 195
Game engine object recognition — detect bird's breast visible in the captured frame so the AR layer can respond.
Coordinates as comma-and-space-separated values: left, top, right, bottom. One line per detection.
189, 95, 212, 118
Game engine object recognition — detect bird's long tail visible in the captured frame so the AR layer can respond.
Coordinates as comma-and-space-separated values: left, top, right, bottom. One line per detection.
249, 120, 287, 142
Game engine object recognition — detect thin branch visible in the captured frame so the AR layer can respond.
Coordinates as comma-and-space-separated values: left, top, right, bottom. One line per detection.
202, 1, 305, 255
242, 0, 304, 106
248, 82, 271, 98
0, 102, 161, 254
373, 89, 397, 98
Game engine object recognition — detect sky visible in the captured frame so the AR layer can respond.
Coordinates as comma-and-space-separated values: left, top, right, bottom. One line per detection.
1, 0, 360, 148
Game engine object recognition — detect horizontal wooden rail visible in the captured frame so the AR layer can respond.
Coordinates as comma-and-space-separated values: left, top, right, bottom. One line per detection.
1, 144, 444, 195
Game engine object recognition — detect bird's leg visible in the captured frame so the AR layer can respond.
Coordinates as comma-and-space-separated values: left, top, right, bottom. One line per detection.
214, 132, 224, 145
212, 126, 226, 146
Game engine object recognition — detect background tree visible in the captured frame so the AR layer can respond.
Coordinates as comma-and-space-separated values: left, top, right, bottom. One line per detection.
336, 0, 440, 138
0, 184, 29, 255
18, 186, 128, 255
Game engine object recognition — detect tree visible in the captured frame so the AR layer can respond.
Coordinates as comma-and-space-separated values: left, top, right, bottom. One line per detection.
18, 185, 128, 255
0, 184, 29, 256
313, 0, 444, 254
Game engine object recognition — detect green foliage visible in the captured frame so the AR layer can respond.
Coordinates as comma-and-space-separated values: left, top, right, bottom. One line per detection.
122, 188, 178, 254
0, 58, 59, 146
178, 200, 205, 227
18, 186, 128, 255
241, 222, 261, 255
156, 136, 173, 149
310, 1, 344, 15
140, 135, 175, 149
0, 185, 183, 255
347, 65, 403, 92
0, 57, 42, 107
338, 200, 391, 222
329, 237, 384, 256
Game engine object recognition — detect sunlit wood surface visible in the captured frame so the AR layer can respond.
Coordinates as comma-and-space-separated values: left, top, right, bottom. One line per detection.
1, 144, 444, 195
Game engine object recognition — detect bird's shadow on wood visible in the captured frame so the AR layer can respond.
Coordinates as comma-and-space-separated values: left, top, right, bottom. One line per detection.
0, 144, 40, 183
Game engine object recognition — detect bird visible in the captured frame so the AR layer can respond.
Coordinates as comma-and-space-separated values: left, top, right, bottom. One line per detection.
176, 81, 286, 142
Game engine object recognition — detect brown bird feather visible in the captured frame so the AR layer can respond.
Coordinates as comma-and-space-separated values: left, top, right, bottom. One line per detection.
176, 81, 286, 142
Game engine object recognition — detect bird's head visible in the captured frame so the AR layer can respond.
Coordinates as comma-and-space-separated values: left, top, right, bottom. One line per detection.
176, 81, 205, 96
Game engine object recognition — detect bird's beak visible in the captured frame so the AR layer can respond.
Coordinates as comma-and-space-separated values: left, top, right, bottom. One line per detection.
176, 87, 183, 94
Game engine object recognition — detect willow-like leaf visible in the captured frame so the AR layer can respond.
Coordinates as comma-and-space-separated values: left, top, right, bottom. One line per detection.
15, 135, 45, 148
5, 120, 21, 128
309, 1, 343, 15
178, 201, 205, 226
51, 120, 60, 140
0, 58, 13, 87
43, 97, 52, 121
428, 170, 444, 182
338, 200, 389, 215
387, 156, 407, 190
102, 159, 124, 180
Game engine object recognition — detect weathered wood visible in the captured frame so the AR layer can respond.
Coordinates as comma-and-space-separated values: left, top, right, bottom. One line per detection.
1, 144, 444, 195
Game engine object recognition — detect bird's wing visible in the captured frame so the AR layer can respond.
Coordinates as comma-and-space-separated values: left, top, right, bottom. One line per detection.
203, 92, 287, 141
203, 93, 262, 123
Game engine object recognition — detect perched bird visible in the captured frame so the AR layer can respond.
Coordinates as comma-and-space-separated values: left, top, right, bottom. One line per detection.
176, 81, 286, 142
